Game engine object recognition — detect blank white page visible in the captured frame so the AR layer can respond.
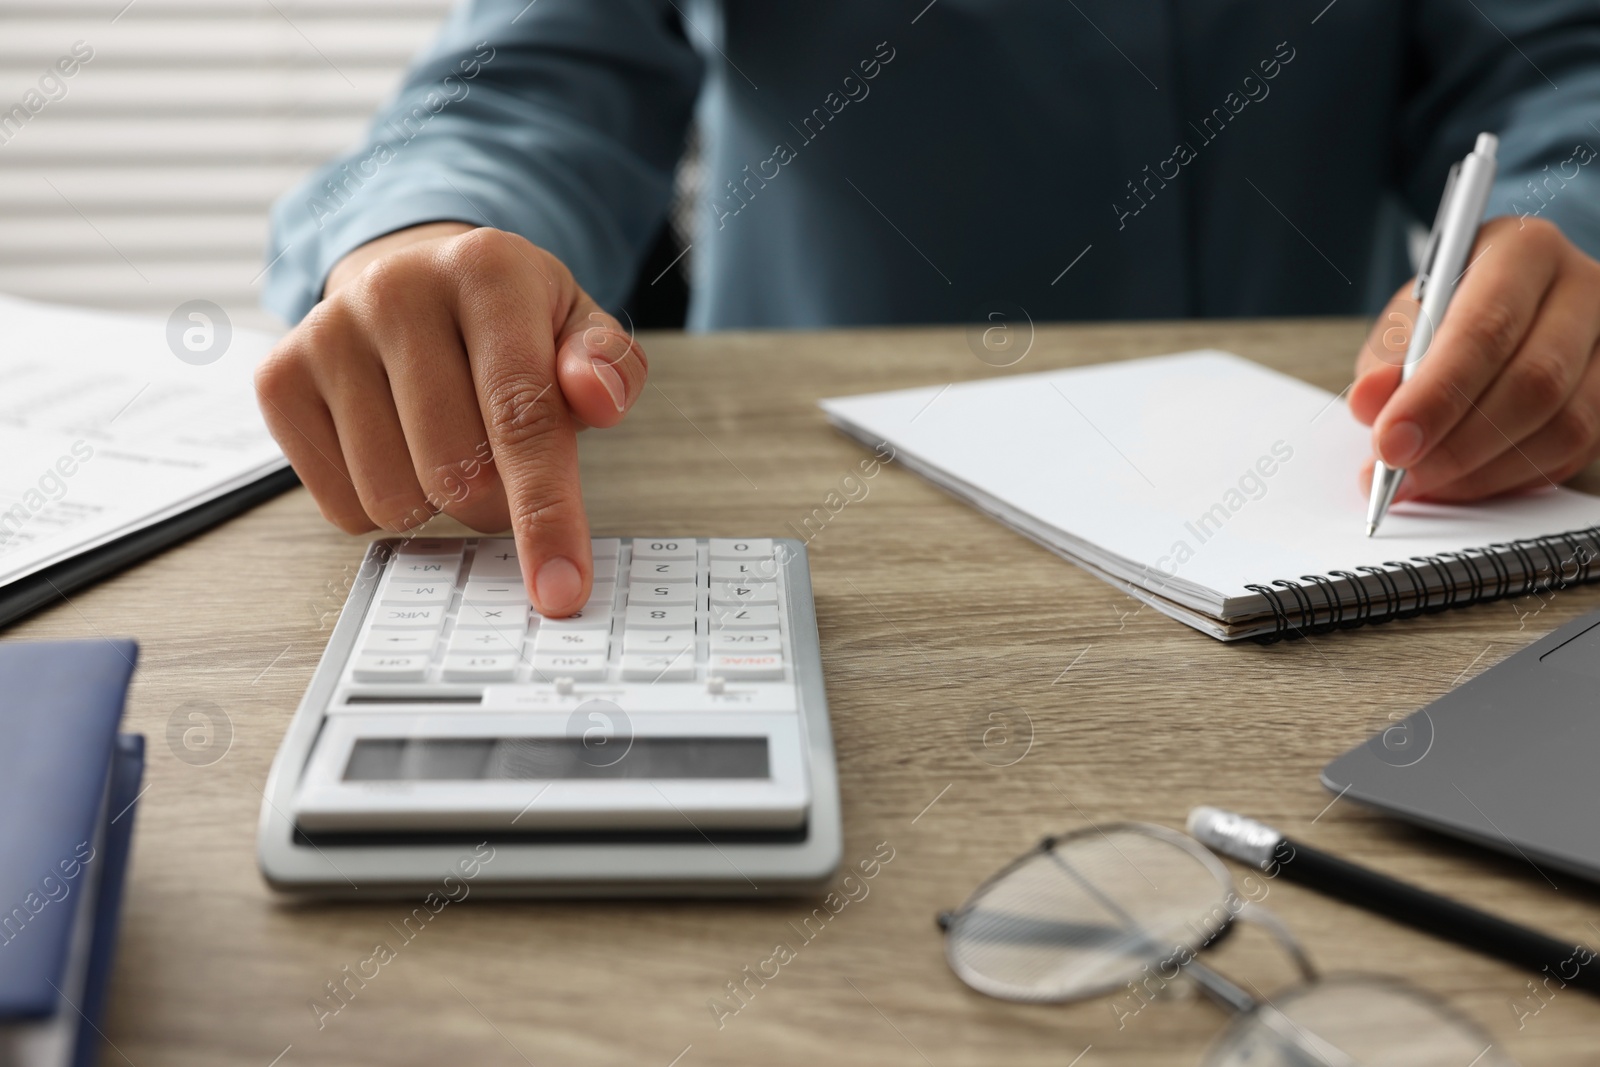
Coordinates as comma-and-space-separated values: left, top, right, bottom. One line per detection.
821, 351, 1600, 609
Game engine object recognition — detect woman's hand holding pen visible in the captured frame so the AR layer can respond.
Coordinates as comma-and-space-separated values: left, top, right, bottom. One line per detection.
1351, 216, 1600, 503
253, 223, 646, 617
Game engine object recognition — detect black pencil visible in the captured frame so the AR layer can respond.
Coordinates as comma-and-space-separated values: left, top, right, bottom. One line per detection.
1188, 806, 1600, 995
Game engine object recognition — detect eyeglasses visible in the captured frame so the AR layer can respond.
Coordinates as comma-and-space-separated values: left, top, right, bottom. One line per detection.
936, 822, 1517, 1066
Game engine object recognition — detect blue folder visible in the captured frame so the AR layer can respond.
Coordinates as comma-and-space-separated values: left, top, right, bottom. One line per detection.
0, 639, 143, 1066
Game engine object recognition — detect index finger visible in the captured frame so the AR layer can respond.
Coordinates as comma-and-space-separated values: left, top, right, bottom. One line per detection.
452, 231, 593, 616
1371, 231, 1557, 469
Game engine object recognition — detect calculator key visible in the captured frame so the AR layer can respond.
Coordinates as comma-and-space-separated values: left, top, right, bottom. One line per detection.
362, 631, 435, 654
476, 537, 518, 558
629, 559, 697, 583
710, 560, 775, 583
710, 538, 773, 560
469, 540, 521, 568
709, 653, 784, 680
463, 580, 530, 605
591, 537, 621, 559
536, 605, 613, 630
622, 629, 694, 654
592, 556, 619, 582
352, 654, 429, 682
524, 583, 613, 614
449, 627, 526, 655
469, 559, 523, 581
628, 581, 698, 606
621, 651, 695, 682
710, 605, 781, 629
711, 582, 777, 605
396, 538, 462, 556
372, 605, 446, 629
381, 581, 455, 605
389, 559, 460, 582
631, 538, 696, 560
442, 654, 519, 682
456, 603, 526, 628
710, 629, 781, 652
533, 628, 609, 654
625, 604, 695, 629
531, 653, 607, 681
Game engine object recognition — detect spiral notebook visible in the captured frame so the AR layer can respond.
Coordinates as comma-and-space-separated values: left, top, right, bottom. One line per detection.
820, 351, 1600, 641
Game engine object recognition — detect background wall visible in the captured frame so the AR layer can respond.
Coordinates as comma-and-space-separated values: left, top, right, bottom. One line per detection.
0, 0, 455, 333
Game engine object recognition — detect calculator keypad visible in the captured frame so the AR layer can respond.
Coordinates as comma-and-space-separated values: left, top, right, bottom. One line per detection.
341, 538, 794, 700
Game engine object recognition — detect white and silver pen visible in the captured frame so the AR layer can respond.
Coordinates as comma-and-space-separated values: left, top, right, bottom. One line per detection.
1366, 132, 1500, 537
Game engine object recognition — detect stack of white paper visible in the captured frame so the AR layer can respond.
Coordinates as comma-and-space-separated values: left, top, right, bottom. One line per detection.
0, 294, 286, 592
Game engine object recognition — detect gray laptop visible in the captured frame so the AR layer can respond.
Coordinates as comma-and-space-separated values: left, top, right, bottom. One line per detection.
1323, 607, 1600, 884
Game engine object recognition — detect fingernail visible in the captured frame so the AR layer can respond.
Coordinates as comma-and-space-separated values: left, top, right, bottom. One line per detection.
591, 353, 628, 413
534, 556, 583, 615
1379, 420, 1424, 466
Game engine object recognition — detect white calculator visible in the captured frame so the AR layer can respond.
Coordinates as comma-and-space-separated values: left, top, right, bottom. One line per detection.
258, 537, 842, 897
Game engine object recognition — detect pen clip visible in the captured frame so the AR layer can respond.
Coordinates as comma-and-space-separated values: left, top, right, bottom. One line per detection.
1412, 160, 1460, 302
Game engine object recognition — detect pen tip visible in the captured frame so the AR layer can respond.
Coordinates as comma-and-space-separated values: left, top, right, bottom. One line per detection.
1365, 523, 1377, 538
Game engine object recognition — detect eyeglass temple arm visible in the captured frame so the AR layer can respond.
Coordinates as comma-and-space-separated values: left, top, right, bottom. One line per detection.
1180, 962, 1360, 1067
1179, 958, 1256, 1015
1178, 904, 1323, 1020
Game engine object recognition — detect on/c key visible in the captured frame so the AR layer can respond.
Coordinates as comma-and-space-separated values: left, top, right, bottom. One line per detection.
709, 653, 784, 680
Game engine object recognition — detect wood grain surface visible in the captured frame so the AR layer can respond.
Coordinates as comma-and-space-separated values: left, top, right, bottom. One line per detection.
13, 319, 1600, 1066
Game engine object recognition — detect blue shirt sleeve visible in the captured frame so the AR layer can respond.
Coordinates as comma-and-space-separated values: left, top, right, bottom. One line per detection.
1400, 0, 1600, 260
262, 0, 703, 325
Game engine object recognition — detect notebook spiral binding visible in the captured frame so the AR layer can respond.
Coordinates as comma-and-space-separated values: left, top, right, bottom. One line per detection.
1245, 526, 1600, 643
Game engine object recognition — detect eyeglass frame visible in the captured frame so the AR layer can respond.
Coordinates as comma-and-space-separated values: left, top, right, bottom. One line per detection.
934, 820, 1512, 1065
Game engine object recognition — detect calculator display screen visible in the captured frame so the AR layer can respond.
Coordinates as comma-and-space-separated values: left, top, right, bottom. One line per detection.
343, 737, 769, 781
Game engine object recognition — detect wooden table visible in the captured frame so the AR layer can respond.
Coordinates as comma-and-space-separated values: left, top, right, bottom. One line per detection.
16, 319, 1600, 1066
